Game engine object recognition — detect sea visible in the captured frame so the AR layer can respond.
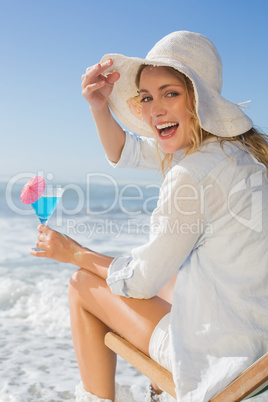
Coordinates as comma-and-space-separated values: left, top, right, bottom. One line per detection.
0, 175, 161, 402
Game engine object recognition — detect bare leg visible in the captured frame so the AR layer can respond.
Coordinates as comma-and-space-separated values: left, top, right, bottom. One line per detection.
69, 268, 171, 400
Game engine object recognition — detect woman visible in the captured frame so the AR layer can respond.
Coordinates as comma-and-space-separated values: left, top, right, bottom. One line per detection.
31, 31, 268, 401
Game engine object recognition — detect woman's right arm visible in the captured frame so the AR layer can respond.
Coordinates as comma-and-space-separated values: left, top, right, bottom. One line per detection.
81, 59, 126, 163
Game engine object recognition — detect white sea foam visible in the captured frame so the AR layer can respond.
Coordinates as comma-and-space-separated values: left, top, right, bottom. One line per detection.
0, 181, 159, 401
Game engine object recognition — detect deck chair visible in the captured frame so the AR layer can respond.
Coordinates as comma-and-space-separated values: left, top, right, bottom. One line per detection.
104, 332, 268, 401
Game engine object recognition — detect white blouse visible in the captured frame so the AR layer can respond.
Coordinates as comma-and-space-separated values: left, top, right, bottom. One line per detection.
106, 131, 268, 401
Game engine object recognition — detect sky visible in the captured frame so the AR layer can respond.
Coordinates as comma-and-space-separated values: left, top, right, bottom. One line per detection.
1, 0, 268, 185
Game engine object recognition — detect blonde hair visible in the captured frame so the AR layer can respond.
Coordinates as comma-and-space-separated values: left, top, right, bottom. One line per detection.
136, 65, 268, 175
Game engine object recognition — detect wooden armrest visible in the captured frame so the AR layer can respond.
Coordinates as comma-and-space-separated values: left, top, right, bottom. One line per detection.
210, 353, 268, 401
105, 332, 268, 402
104, 332, 176, 398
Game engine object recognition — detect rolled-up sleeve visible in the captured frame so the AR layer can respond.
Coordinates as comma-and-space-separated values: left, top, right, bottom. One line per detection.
106, 130, 160, 170
106, 256, 133, 297
106, 167, 211, 298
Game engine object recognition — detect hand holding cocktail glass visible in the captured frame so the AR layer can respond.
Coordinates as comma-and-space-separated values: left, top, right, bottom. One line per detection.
20, 176, 63, 251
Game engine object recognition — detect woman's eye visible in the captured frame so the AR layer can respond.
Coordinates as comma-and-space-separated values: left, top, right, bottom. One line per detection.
140, 96, 152, 103
167, 92, 179, 98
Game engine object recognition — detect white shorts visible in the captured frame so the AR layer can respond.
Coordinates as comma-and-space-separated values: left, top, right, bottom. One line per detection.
149, 312, 172, 372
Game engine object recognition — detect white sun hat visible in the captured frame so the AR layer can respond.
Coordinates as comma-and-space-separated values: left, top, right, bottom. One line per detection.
101, 31, 253, 138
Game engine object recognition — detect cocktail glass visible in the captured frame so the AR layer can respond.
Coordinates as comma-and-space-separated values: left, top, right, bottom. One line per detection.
31, 186, 63, 251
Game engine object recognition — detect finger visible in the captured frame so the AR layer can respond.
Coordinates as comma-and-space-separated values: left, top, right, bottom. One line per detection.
29, 247, 47, 257
82, 72, 119, 93
82, 59, 114, 85
105, 71, 120, 85
85, 63, 100, 74
85, 63, 98, 73
37, 233, 46, 241
83, 63, 104, 81
81, 81, 106, 96
37, 224, 54, 235
86, 59, 113, 74
37, 224, 48, 233
36, 237, 50, 249
81, 65, 106, 89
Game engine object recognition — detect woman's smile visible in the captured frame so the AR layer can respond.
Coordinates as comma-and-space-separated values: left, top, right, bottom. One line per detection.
155, 121, 179, 139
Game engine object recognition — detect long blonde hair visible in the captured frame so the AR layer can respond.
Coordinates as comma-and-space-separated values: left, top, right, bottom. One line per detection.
136, 65, 268, 175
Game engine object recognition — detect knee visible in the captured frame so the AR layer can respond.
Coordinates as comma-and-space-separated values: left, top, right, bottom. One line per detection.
69, 268, 85, 301
69, 268, 109, 307
70, 268, 82, 287
69, 268, 98, 301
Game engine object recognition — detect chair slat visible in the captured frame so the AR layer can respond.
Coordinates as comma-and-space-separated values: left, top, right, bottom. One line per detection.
210, 353, 268, 401
104, 332, 176, 398
105, 332, 268, 402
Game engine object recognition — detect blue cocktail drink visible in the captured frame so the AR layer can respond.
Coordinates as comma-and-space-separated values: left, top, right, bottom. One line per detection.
31, 195, 61, 225
31, 186, 63, 251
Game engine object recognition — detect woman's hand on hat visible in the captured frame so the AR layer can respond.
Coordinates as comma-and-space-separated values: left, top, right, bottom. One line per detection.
81, 59, 120, 111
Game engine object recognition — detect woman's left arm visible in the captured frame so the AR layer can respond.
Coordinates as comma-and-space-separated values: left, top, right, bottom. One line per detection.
30, 225, 114, 279
107, 167, 210, 298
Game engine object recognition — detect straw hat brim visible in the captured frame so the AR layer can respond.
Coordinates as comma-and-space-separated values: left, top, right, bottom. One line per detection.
101, 53, 253, 138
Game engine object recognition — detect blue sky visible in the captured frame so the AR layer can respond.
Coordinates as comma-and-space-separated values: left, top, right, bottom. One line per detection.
1, 0, 268, 184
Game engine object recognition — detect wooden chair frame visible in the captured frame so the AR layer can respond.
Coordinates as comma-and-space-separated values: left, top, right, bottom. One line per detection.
105, 332, 268, 401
